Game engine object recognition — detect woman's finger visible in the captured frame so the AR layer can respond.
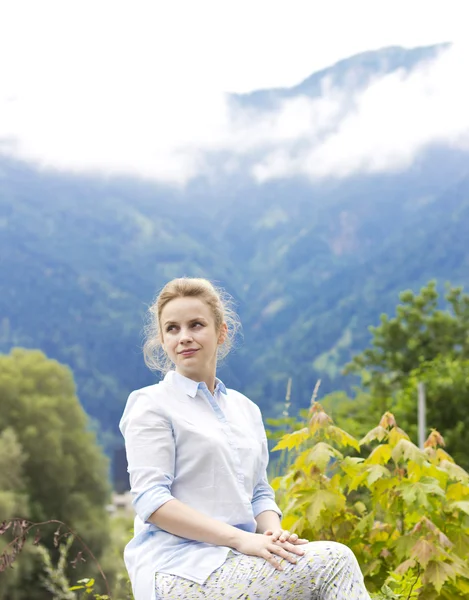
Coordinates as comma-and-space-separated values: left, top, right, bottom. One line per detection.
274, 540, 306, 556
262, 549, 283, 571
279, 529, 290, 542
270, 544, 298, 565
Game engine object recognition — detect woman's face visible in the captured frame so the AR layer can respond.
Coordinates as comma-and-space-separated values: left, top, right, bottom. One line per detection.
160, 296, 227, 381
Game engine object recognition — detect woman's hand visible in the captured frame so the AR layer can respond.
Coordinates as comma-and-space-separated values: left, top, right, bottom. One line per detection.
263, 529, 309, 546
234, 531, 306, 571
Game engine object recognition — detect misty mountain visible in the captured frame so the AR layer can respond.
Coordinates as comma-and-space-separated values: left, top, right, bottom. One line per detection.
0, 43, 467, 457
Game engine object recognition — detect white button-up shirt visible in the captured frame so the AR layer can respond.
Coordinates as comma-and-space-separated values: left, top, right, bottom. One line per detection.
119, 370, 282, 600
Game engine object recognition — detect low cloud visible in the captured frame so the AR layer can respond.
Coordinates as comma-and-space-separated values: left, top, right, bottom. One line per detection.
0, 36, 468, 185
250, 43, 469, 182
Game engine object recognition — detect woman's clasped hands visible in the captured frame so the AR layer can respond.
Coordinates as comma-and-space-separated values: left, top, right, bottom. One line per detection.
234, 529, 309, 572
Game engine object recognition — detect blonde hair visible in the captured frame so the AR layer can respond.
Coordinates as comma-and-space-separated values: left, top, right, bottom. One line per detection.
142, 277, 241, 373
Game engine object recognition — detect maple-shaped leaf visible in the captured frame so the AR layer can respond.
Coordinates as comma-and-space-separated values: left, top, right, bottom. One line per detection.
391, 439, 427, 465
448, 500, 469, 516
365, 443, 392, 466
398, 477, 445, 510
410, 538, 440, 568
367, 464, 391, 486
393, 535, 418, 561
307, 489, 346, 524
394, 557, 416, 575
438, 460, 469, 483
359, 426, 388, 446
410, 462, 448, 489
409, 517, 452, 549
450, 529, 469, 557
307, 442, 343, 471
435, 448, 454, 463
325, 426, 360, 451
388, 426, 410, 448
272, 427, 310, 451
347, 471, 369, 493
422, 560, 456, 593
446, 482, 469, 501
340, 456, 365, 476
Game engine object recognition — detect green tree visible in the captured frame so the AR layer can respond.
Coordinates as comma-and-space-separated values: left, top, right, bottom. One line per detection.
393, 356, 469, 470
339, 281, 469, 465
345, 281, 469, 401
0, 348, 112, 599
0, 428, 29, 520
0, 428, 38, 599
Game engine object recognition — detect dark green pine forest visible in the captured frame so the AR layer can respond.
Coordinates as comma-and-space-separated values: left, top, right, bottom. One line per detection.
1, 43, 468, 476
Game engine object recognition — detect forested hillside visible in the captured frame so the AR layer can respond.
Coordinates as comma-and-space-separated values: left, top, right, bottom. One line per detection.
1, 43, 468, 455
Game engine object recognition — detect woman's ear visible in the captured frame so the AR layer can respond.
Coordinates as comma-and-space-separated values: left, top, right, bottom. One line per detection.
218, 322, 228, 345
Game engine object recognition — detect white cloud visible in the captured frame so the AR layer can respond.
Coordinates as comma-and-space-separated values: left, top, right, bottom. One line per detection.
251, 43, 469, 182
0, 0, 468, 184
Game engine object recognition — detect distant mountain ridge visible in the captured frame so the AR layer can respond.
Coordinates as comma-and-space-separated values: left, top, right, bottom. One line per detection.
232, 43, 449, 108
0, 43, 467, 457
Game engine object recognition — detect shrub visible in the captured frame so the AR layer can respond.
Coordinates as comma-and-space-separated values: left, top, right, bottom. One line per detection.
270, 403, 469, 598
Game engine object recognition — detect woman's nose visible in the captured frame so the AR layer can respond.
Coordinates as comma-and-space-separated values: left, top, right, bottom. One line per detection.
179, 329, 194, 342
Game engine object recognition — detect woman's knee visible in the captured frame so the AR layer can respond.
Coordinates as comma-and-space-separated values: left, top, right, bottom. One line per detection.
330, 542, 357, 562
304, 541, 358, 566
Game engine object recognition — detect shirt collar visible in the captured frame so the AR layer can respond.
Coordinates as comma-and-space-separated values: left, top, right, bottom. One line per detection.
165, 370, 227, 398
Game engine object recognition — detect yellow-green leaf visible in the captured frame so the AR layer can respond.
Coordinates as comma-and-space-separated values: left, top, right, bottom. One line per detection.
307, 442, 342, 471
307, 490, 345, 524
392, 439, 427, 465
364, 443, 392, 466
272, 427, 309, 451
367, 464, 391, 485
448, 501, 469, 515
439, 460, 469, 483
359, 426, 388, 446
388, 426, 410, 448
423, 560, 456, 593
325, 426, 360, 451
399, 477, 445, 509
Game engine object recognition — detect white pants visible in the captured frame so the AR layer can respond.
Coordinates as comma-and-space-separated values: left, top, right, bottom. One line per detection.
155, 541, 371, 599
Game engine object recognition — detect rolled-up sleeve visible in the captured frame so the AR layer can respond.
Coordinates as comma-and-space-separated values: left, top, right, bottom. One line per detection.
119, 390, 176, 523
251, 406, 282, 519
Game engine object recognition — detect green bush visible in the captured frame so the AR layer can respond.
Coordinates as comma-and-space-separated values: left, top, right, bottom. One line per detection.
270, 403, 469, 598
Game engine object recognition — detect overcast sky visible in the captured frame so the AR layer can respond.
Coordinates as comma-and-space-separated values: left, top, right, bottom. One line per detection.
0, 0, 467, 185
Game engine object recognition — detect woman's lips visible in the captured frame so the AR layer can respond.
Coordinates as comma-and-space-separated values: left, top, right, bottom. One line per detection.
179, 349, 198, 357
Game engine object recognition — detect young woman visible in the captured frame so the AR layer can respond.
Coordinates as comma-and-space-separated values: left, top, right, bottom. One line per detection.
120, 278, 371, 600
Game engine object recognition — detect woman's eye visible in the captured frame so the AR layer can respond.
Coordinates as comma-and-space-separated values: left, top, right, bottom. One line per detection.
166, 325, 176, 332
192, 322, 203, 328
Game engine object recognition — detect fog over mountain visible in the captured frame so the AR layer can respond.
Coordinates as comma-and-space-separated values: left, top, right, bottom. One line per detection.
1, 43, 468, 457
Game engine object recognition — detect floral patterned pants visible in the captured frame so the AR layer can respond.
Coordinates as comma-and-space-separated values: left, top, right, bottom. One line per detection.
155, 541, 371, 599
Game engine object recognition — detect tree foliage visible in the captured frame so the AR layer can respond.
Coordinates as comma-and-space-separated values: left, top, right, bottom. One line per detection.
270, 402, 469, 599
339, 281, 469, 470
0, 348, 112, 599
345, 281, 469, 398
393, 357, 469, 470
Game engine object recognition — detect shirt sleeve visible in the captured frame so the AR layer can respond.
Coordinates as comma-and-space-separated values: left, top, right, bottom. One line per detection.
251, 405, 283, 519
119, 389, 176, 523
